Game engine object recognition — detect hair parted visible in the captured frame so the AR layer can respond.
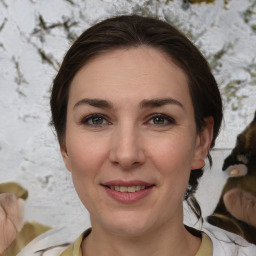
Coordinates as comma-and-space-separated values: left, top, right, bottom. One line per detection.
50, 14, 223, 221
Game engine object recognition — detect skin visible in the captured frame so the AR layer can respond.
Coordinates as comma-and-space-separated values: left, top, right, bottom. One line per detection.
0, 193, 24, 254
62, 46, 213, 256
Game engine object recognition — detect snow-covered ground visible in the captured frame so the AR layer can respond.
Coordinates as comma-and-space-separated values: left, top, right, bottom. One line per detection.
0, 0, 256, 238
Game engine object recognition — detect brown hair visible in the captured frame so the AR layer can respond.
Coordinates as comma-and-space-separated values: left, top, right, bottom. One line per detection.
50, 14, 223, 220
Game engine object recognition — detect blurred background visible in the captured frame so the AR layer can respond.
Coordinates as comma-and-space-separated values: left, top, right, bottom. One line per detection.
0, 0, 256, 239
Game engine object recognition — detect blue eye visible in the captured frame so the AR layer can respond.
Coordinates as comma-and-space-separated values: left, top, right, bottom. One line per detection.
148, 114, 175, 126
81, 114, 108, 127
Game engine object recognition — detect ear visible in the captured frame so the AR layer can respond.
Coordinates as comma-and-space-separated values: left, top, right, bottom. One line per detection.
60, 145, 72, 172
191, 117, 214, 170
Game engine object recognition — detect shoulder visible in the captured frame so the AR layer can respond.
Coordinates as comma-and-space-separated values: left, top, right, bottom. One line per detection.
17, 227, 91, 256
17, 227, 73, 256
60, 229, 91, 256
203, 223, 256, 256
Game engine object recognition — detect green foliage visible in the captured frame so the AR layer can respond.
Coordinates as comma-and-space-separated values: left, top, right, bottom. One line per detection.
2, 0, 253, 113
207, 44, 232, 70
29, 14, 79, 70
245, 63, 256, 86
224, 80, 248, 110
241, 0, 256, 31
132, 0, 159, 17
37, 48, 57, 69
0, 18, 7, 32
242, 8, 255, 24
65, 0, 75, 5
186, 0, 215, 3
245, 63, 256, 78
12, 57, 28, 86
223, 0, 232, 4
33, 15, 78, 42
251, 24, 256, 32
0, 0, 7, 8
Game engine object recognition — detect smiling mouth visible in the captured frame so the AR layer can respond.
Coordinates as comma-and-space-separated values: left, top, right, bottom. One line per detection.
102, 183, 155, 203
106, 185, 153, 193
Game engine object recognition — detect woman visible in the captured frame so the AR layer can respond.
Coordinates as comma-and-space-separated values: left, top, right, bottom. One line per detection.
19, 15, 256, 256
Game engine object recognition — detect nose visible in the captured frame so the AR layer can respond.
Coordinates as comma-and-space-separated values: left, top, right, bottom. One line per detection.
109, 124, 146, 170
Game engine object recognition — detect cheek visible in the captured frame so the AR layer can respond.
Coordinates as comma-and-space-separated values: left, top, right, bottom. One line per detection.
65, 136, 108, 209
148, 135, 195, 172
147, 135, 195, 197
66, 133, 109, 179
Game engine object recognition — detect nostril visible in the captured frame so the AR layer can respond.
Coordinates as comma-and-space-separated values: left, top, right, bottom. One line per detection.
108, 134, 146, 168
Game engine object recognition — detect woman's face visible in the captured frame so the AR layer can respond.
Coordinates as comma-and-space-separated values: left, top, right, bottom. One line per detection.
62, 46, 212, 236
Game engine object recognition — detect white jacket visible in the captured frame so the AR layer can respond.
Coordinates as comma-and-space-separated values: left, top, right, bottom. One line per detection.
203, 223, 256, 256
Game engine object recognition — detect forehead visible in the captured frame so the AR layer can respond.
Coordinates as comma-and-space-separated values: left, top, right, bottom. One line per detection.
69, 46, 192, 109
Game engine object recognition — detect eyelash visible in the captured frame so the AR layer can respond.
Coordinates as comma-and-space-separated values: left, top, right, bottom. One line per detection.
80, 113, 176, 127
80, 114, 110, 127
146, 113, 176, 126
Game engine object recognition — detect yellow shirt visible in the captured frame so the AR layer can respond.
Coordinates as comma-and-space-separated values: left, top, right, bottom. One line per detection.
60, 229, 213, 256
196, 233, 213, 256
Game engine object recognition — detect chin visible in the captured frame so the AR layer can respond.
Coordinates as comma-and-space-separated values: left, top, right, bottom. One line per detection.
97, 211, 157, 237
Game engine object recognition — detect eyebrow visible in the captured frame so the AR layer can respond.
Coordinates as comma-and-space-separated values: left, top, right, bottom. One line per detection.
73, 98, 113, 109
73, 97, 184, 110
140, 98, 184, 109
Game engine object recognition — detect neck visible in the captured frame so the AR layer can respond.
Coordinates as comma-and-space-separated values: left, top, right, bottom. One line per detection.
82, 217, 201, 256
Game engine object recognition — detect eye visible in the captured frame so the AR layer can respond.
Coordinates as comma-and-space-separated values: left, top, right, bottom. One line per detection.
147, 114, 176, 126
81, 114, 110, 127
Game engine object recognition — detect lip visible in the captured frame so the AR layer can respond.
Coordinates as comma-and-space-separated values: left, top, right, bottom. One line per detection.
101, 180, 155, 203
102, 180, 153, 187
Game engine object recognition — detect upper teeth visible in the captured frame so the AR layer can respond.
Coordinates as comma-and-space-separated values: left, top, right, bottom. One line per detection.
110, 185, 146, 193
